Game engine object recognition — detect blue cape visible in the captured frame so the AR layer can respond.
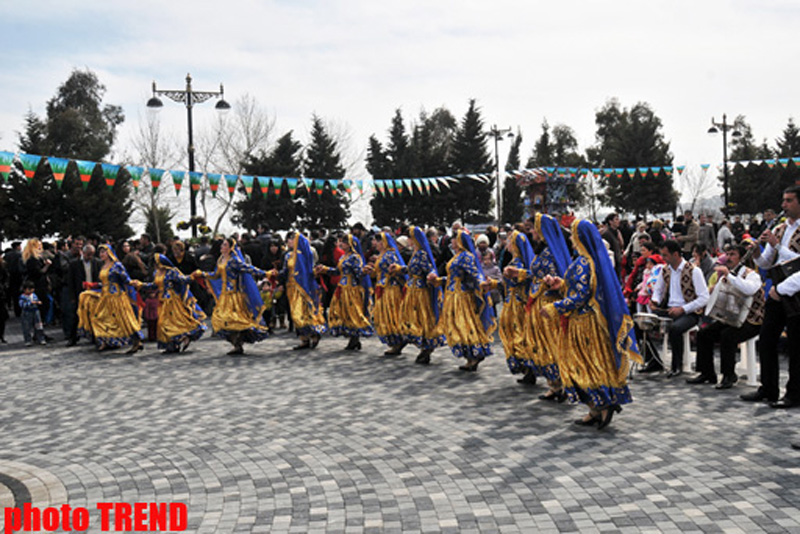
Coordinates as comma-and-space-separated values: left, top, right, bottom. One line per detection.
410, 225, 443, 321
538, 213, 571, 276
378, 231, 408, 284
348, 234, 373, 313
292, 234, 321, 307
573, 219, 640, 368
457, 230, 496, 333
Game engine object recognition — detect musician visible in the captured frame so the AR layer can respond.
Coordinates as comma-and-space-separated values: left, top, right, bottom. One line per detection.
742, 185, 800, 407
649, 239, 710, 377
686, 244, 763, 389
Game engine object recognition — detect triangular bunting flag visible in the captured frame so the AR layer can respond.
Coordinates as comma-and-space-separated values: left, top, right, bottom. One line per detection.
20, 153, 43, 182
207, 173, 221, 197
148, 168, 166, 194
126, 165, 144, 191
224, 174, 239, 196
413, 178, 423, 195
375, 180, 386, 196
257, 176, 269, 195
676, 165, 686, 175
286, 178, 298, 196
394, 179, 404, 195
171, 170, 186, 195
270, 177, 283, 195
241, 175, 254, 198
101, 163, 120, 191
0, 151, 14, 182
189, 171, 203, 192
315, 179, 325, 195
302, 178, 313, 192
700, 164, 710, 172
779, 158, 790, 167
329, 179, 339, 195
76, 160, 97, 190
47, 157, 69, 188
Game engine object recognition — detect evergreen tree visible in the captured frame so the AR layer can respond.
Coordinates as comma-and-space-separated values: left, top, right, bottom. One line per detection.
587, 99, 677, 216
445, 99, 493, 223
369, 110, 414, 226
300, 116, 349, 229
728, 116, 781, 214
234, 131, 303, 231
1, 69, 130, 239
501, 132, 525, 224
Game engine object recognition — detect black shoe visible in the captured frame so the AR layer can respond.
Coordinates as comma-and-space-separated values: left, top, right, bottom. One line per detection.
539, 390, 565, 402
638, 362, 664, 374
293, 342, 311, 350
686, 374, 717, 385
125, 342, 143, 354
715, 375, 738, 389
345, 337, 359, 350
666, 370, 683, 379
597, 406, 622, 430
770, 397, 800, 409
415, 351, 431, 365
458, 361, 479, 372
66, 339, 78, 347
0, 337, 6, 343
792, 442, 800, 451
574, 415, 600, 426
517, 370, 538, 385
740, 389, 776, 403
384, 346, 403, 356
310, 335, 320, 349
227, 346, 244, 356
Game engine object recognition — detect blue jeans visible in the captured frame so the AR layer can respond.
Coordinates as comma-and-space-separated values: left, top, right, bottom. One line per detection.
21, 309, 44, 343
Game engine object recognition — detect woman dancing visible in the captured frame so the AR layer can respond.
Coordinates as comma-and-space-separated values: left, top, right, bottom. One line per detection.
365, 231, 407, 356
427, 230, 496, 371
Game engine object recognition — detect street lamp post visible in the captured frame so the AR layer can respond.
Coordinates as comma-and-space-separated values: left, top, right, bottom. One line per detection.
147, 73, 231, 237
489, 125, 514, 222
708, 114, 741, 215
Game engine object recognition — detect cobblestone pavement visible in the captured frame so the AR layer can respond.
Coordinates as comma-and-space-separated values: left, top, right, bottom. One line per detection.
1, 320, 800, 533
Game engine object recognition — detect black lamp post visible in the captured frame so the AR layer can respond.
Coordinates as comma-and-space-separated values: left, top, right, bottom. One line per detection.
489, 125, 514, 222
147, 73, 231, 237
708, 114, 742, 215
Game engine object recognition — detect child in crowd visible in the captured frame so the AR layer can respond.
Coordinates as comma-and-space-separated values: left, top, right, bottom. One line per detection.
636, 254, 664, 313
143, 287, 160, 342
19, 280, 46, 346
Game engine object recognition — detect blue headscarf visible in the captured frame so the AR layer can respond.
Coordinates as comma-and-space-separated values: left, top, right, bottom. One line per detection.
572, 219, 640, 368
347, 233, 373, 313
292, 234, 321, 307
377, 231, 408, 283
410, 225, 443, 321
99, 243, 140, 319
233, 241, 265, 321
457, 230, 496, 333
537, 213, 571, 276
155, 254, 202, 314
509, 230, 535, 269
207, 240, 265, 321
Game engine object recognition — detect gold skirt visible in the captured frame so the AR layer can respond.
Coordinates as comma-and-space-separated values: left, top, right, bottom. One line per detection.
328, 285, 373, 337
440, 287, 494, 359
287, 280, 326, 337
78, 290, 142, 347
157, 293, 207, 350
522, 293, 561, 381
373, 285, 405, 346
212, 289, 270, 342
498, 288, 528, 369
401, 286, 445, 349
556, 310, 634, 407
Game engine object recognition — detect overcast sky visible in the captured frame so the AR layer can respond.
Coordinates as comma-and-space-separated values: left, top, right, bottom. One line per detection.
2, 0, 798, 224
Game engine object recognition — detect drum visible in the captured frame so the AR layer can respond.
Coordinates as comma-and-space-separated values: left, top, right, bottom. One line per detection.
658, 316, 672, 335
633, 313, 660, 331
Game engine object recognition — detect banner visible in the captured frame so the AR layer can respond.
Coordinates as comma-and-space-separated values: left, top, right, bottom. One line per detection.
48, 157, 70, 188
189, 171, 203, 193
126, 165, 144, 191
101, 163, 120, 191
148, 168, 166, 194
75, 160, 97, 190
241, 175, 254, 198
207, 173, 221, 197
286, 178, 298, 196
171, 170, 185, 195
0, 151, 13, 182
224, 174, 239, 196
20, 153, 42, 182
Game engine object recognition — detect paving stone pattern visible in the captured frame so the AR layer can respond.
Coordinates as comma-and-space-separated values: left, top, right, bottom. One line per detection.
1, 322, 800, 533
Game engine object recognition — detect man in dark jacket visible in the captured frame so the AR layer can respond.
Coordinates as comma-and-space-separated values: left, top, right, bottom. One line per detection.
66, 244, 102, 346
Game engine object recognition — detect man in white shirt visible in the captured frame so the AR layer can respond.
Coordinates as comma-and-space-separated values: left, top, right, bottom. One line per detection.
742, 185, 800, 408
686, 245, 763, 389
649, 240, 710, 378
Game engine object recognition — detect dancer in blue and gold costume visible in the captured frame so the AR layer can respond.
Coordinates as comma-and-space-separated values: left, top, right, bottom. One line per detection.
507, 214, 571, 398
483, 229, 534, 376
200, 238, 270, 355
272, 233, 326, 350
401, 226, 445, 365
427, 230, 496, 371
315, 233, 373, 350
77, 244, 144, 353
133, 254, 207, 353
542, 219, 642, 429
365, 231, 407, 356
